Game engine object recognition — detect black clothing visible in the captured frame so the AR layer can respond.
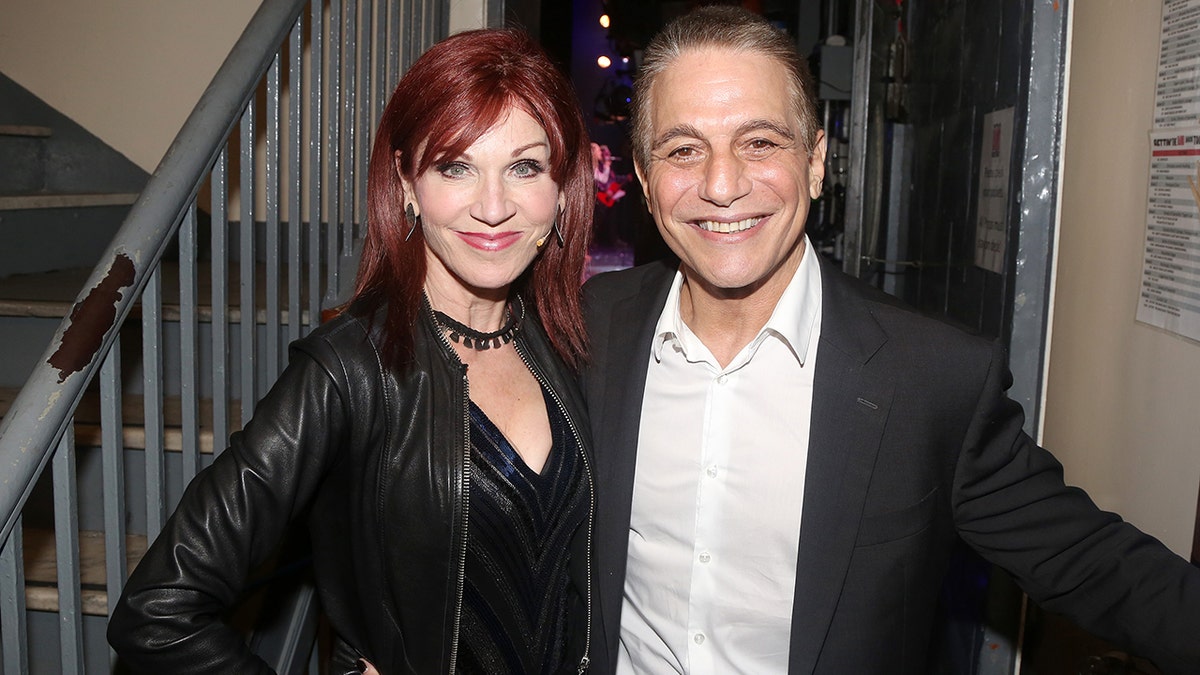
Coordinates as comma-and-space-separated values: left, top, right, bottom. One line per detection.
580, 257, 1200, 675
457, 390, 588, 674
108, 302, 594, 675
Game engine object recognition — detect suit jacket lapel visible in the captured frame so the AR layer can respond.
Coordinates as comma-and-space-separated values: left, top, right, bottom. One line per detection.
588, 262, 676, 663
589, 259, 894, 672
789, 259, 894, 673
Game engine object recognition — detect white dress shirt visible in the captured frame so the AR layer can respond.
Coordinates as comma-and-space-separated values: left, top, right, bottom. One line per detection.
617, 241, 823, 674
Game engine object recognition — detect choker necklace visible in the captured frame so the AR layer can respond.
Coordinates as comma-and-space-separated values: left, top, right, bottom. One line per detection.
433, 297, 524, 351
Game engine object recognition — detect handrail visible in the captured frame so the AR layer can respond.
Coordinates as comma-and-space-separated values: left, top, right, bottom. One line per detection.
0, 0, 309, 549
0, 1, 450, 670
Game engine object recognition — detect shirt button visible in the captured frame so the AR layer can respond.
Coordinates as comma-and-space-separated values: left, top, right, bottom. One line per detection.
698, 552, 711, 563
693, 633, 706, 645
706, 465, 718, 478
716, 374, 728, 384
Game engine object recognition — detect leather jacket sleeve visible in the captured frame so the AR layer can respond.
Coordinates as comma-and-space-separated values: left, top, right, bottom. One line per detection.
108, 338, 350, 674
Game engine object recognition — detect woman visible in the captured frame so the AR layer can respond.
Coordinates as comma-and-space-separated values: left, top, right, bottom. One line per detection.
108, 28, 595, 675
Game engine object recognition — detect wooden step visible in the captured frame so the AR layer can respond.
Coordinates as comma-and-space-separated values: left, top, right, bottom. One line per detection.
0, 125, 52, 138
0, 263, 316, 325
0, 193, 139, 211
0, 266, 88, 318
22, 527, 147, 616
0, 387, 242, 454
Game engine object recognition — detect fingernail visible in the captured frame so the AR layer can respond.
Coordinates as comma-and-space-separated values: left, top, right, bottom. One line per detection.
356, 658, 368, 673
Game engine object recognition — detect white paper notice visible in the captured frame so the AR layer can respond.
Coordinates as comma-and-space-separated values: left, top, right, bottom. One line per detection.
974, 108, 1014, 274
1136, 129, 1200, 340
1155, 0, 1200, 129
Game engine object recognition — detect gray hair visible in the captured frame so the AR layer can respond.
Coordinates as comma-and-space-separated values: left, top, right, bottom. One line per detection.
631, 5, 821, 169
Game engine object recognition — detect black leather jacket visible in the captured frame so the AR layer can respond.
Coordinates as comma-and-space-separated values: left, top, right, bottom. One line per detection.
108, 301, 595, 674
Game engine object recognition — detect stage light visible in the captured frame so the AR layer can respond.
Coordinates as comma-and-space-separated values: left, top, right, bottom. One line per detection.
597, 55, 612, 68
600, 14, 610, 28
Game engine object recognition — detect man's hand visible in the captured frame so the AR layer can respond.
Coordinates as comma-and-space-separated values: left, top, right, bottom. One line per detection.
347, 658, 380, 675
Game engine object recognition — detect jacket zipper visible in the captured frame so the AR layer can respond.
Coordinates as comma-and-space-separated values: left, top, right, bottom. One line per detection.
514, 340, 594, 674
429, 304, 472, 675
448, 362, 470, 675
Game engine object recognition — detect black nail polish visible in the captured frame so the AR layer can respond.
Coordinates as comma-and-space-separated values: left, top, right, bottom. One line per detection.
356, 658, 368, 673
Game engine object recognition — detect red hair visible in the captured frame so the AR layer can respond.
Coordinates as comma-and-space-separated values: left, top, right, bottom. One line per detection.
354, 29, 592, 369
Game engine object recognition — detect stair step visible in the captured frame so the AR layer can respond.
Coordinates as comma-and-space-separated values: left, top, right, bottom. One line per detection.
0, 193, 139, 210
22, 527, 147, 616
0, 125, 52, 138
0, 266, 80, 318
0, 263, 316, 324
0, 387, 242, 454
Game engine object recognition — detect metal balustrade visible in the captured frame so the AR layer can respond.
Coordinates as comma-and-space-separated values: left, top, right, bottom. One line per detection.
0, 1, 448, 671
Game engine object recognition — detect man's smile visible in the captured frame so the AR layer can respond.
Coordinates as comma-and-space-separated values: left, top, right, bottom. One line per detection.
694, 216, 763, 233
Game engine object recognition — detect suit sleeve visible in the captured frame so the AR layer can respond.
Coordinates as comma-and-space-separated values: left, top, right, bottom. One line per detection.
953, 342, 1200, 675
107, 340, 349, 674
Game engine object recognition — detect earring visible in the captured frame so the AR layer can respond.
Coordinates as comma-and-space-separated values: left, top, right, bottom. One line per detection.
404, 203, 420, 241
552, 218, 564, 247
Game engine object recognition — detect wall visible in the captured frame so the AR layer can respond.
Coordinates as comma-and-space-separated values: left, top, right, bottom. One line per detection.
1045, 0, 1200, 556
449, 0, 491, 32
0, 0, 260, 172
0, 1, 488, 173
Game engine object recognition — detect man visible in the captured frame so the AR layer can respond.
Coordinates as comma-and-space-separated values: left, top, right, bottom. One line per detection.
580, 6, 1200, 674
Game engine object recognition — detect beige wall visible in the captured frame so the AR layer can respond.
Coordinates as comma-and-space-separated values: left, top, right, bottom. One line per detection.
0, 1, 488, 173
450, 0, 488, 33
1046, 0, 1200, 556
0, 0, 260, 172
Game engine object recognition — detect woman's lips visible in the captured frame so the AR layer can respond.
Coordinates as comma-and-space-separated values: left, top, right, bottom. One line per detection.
458, 231, 522, 251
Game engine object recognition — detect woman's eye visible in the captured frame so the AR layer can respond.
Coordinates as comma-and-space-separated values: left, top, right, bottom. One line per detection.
511, 160, 545, 177
436, 162, 469, 178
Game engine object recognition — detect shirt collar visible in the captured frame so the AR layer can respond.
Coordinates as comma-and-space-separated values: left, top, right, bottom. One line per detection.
651, 236, 823, 367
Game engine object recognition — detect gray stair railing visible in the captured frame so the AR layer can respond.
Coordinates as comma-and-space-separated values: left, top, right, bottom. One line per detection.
0, 0, 447, 672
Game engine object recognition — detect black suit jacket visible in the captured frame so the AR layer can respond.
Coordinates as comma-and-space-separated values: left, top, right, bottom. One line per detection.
580, 258, 1200, 675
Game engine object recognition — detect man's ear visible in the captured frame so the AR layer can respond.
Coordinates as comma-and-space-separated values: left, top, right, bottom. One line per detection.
633, 160, 653, 213
807, 130, 828, 200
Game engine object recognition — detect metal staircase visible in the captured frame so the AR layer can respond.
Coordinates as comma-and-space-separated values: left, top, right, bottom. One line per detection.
0, 1, 448, 671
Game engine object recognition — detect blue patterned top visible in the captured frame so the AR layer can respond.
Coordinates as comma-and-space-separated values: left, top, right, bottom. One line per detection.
456, 384, 588, 674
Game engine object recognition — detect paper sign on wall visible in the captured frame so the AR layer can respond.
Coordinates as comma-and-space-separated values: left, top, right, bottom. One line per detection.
1136, 129, 1200, 340
1155, 0, 1200, 128
1139, 0, 1200, 341
974, 107, 1014, 274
